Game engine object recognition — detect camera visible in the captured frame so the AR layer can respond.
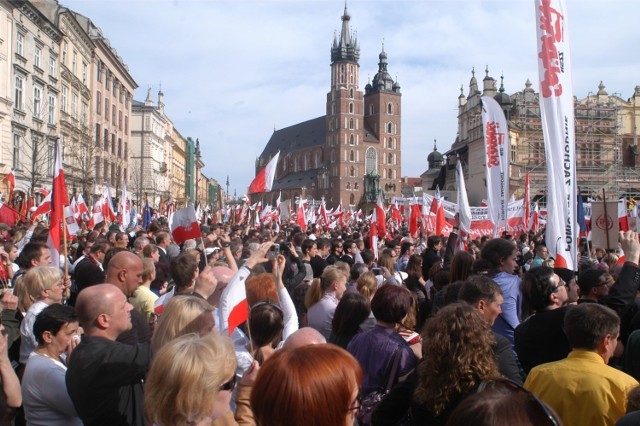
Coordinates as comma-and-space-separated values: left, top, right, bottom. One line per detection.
372, 267, 381, 276
268, 244, 280, 260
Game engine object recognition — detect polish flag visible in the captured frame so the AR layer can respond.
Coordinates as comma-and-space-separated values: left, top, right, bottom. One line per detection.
64, 205, 80, 235
409, 203, 421, 237
369, 218, 379, 260
32, 192, 52, 219
430, 186, 445, 235
120, 182, 131, 230
169, 204, 202, 245
375, 193, 386, 238
88, 199, 104, 229
76, 194, 89, 218
224, 277, 249, 336
248, 151, 280, 194
296, 199, 306, 231
101, 186, 117, 223
48, 139, 69, 268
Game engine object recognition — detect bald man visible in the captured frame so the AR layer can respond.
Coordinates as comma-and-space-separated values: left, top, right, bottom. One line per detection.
105, 251, 150, 345
66, 284, 151, 426
282, 327, 327, 351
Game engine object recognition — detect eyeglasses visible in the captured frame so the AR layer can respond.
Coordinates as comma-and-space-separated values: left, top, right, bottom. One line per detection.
477, 379, 559, 426
554, 278, 567, 291
219, 374, 237, 392
348, 392, 362, 412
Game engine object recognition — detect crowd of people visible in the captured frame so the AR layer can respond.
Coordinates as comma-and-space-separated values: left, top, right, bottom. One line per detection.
0, 216, 637, 425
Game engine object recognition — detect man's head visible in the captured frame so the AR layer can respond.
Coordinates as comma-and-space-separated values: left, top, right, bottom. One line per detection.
105, 251, 144, 297
458, 275, 503, 326
282, 327, 327, 351
343, 240, 356, 256
578, 269, 611, 301
521, 266, 568, 313
427, 235, 442, 251
17, 242, 52, 269
535, 244, 549, 259
316, 238, 331, 258
564, 303, 619, 362
75, 283, 133, 339
170, 253, 199, 292
330, 238, 344, 256
133, 236, 150, 254
400, 241, 414, 257
155, 232, 171, 249
89, 241, 109, 264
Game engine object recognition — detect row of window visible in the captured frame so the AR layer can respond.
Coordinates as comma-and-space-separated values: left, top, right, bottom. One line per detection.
14, 76, 59, 124
95, 91, 128, 131
95, 158, 126, 186
95, 124, 128, 158
96, 61, 130, 106
11, 133, 55, 173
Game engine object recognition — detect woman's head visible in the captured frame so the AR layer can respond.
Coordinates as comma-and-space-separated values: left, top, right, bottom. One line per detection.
377, 253, 395, 272
405, 255, 422, 278
450, 250, 474, 282
142, 243, 159, 260
249, 299, 284, 363
246, 273, 279, 308
33, 303, 79, 354
332, 292, 371, 338
480, 238, 518, 273
251, 344, 362, 426
321, 265, 348, 297
151, 296, 215, 352
145, 333, 237, 426
414, 302, 500, 415
371, 284, 412, 324
356, 271, 377, 300
23, 266, 64, 303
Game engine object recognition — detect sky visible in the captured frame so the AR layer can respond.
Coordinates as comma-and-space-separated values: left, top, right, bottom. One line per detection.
60, 0, 640, 198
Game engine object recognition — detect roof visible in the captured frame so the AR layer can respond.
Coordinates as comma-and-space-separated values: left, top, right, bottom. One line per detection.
401, 178, 422, 188
260, 116, 326, 158
272, 169, 322, 191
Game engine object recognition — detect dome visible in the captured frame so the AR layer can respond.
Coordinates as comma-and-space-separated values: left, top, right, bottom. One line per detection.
428, 149, 443, 163
494, 91, 512, 106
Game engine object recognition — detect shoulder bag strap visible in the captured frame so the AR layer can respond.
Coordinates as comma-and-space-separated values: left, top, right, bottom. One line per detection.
384, 347, 403, 392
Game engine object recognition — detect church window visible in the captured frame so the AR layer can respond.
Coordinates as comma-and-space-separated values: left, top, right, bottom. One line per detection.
350, 134, 354, 145
355, 183, 359, 190
387, 103, 393, 114
365, 147, 377, 174
387, 123, 393, 134
387, 138, 393, 149
369, 105, 374, 115
304, 153, 310, 170
388, 153, 393, 164
315, 151, 321, 167
350, 88, 354, 99
340, 65, 345, 83
350, 166, 355, 177
349, 150, 355, 162
331, 150, 336, 163
388, 168, 393, 179
347, 182, 351, 190
349, 118, 354, 130
349, 102, 354, 114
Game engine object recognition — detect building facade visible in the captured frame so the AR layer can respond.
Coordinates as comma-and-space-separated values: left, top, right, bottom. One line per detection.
439, 68, 640, 205
252, 6, 402, 209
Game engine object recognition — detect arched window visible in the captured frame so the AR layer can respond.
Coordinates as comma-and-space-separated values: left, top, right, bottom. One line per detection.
340, 65, 345, 83
387, 103, 393, 114
388, 168, 393, 179
349, 102, 354, 113
349, 88, 354, 98
350, 166, 355, 177
387, 137, 393, 149
294, 156, 299, 172
369, 105, 374, 115
304, 152, 310, 170
346, 182, 351, 190
354, 182, 359, 190
365, 147, 377, 174
387, 123, 393, 134
349, 134, 354, 145
349, 150, 355, 162
349, 118, 354, 129
350, 194, 355, 205
387, 153, 393, 164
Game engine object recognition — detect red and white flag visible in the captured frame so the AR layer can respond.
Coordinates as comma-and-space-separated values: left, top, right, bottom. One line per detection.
430, 186, 446, 235
375, 193, 386, 238
535, 0, 577, 269
119, 182, 131, 230
296, 198, 306, 231
169, 204, 202, 245
101, 186, 117, 223
248, 151, 280, 194
481, 96, 510, 236
76, 194, 89, 219
32, 192, 52, 219
48, 139, 69, 268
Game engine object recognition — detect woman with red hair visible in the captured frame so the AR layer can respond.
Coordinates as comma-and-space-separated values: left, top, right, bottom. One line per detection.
251, 344, 362, 426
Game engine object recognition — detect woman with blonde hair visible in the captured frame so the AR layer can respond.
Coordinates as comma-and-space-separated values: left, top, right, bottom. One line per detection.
306, 265, 349, 339
374, 302, 501, 425
19, 266, 67, 364
150, 295, 215, 352
356, 271, 378, 331
251, 344, 362, 426
128, 258, 158, 322
145, 333, 243, 426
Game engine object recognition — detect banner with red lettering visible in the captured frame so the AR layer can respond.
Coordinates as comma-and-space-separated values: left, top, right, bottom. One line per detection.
481, 96, 510, 237
535, 0, 577, 270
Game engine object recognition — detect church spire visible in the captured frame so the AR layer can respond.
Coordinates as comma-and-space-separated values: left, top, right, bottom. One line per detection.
331, 2, 359, 63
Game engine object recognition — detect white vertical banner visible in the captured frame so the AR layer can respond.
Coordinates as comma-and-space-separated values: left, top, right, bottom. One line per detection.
455, 158, 472, 235
535, 0, 577, 270
481, 96, 510, 236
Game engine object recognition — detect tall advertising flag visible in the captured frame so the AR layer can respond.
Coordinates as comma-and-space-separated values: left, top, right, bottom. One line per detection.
523, 171, 531, 231
48, 138, 69, 268
535, 0, 576, 270
455, 158, 472, 236
481, 96, 510, 237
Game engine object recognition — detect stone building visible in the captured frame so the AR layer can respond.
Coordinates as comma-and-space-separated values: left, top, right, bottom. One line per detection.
252, 5, 402, 209
440, 68, 640, 205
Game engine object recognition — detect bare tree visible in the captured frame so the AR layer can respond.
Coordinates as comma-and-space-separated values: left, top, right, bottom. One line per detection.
63, 121, 99, 201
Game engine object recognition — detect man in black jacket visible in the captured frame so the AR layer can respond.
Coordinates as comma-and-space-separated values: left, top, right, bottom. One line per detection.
421, 235, 442, 280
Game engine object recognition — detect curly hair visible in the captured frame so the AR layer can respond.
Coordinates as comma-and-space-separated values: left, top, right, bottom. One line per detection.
413, 302, 500, 415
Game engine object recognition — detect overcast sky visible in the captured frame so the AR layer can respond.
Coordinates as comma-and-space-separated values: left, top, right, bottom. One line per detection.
61, 0, 640, 198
